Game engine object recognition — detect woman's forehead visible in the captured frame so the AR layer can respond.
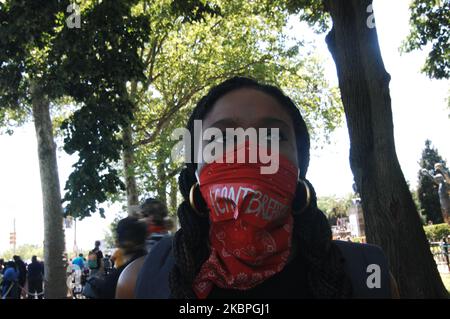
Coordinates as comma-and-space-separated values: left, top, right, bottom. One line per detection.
203, 88, 294, 129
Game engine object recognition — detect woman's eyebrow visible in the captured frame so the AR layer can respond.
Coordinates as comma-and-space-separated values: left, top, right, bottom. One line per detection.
208, 118, 238, 129
208, 117, 290, 130
256, 117, 291, 130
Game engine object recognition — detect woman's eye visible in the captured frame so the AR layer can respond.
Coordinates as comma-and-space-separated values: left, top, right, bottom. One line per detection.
262, 130, 287, 142
266, 133, 279, 141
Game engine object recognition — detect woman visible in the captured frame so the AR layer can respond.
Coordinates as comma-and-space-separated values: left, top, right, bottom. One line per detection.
133, 76, 398, 299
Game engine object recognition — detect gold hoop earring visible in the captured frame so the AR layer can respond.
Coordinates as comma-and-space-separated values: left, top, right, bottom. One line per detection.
189, 182, 206, 217
298, 179, 311, 213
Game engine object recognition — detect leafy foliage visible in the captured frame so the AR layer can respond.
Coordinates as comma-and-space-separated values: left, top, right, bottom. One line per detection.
102, 213, 126, 249
0, 0, 71, 125
52, 1, 152, 219
1, 244, 44, 262
58, 0, 344, 216
282, 0, 330, 32
402, 0, 450, 79
317, 194, 354, 225
424, 223, 450, 241
128, 0, 344, 209
1, 0, 345, 219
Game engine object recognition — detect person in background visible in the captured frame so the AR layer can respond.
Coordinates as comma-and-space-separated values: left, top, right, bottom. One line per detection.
13, 255, 27, 298
137, 198, 174, 252
0, 258, 5, 273
27, 256, 44, 299
72, 254, 85, 270
89, 217, 147, 299
109, 253, 115, 268
103, 255, 112, 275
441, 237, 449, 272
62, 253, 70, 273
1, 261, 19, 299
88, 241, 104, 276
0, 259, 4, 289
0, 258, 4, 285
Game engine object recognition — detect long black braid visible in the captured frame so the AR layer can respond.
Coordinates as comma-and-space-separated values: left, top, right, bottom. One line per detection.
169, 77, 353, 298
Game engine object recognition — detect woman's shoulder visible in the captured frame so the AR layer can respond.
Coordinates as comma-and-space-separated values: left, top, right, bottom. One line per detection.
115, 255, 147, 299
333, 240, 386, 260
134, 235, 175, 299
333, 240, 392, 298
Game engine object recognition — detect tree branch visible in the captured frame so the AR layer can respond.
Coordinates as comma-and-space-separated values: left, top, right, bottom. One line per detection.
132, 57, 271, 148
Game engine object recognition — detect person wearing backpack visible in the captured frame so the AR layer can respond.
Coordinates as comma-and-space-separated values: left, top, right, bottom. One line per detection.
88, 241, 104, 276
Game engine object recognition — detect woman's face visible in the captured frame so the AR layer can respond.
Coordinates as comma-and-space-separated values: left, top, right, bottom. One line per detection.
198, 88, 298, 173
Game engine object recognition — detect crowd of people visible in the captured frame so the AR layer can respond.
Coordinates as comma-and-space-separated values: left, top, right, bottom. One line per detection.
0, 255, 45, 299
1, 197, 173, 300
67, 198, 174, 299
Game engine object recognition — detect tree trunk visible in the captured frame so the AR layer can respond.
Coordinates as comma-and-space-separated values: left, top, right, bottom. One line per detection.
156, 147, 167, 206
169, 176, 179, 230
123, 81, 139, 215
324, 0, 448, 298
123, 122, 139, 214
169, 176, 178, 216
31, 82, 67, 299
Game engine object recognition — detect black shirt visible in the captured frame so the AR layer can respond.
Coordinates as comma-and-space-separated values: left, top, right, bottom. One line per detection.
208, 254, 313, 299
92, 248, 104, 270
96, 249, 146, 299
15, 260, 27, 286
27, 261, 44, 281
135, 237, 391, 299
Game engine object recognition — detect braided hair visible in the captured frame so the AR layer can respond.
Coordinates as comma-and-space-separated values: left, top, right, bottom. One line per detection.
169, 76, 352, 298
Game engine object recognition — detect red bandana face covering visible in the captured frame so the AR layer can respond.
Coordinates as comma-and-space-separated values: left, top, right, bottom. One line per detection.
192, 143, 299, 298
147, 224, 166, 235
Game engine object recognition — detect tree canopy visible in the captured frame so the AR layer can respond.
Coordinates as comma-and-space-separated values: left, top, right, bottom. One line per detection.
402, 0, 450, 79
59, 0, 344, 218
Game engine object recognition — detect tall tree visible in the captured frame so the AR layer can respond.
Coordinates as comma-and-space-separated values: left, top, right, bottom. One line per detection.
0, 0, 71, 298
418, 139, 448, 224
55, 0, 151, 219
1, 0, 151, 297
60, 0, 221, 216
283, 0, 448, 297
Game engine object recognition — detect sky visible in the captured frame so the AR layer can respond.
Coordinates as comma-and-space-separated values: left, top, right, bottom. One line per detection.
0, 0, 449, 255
